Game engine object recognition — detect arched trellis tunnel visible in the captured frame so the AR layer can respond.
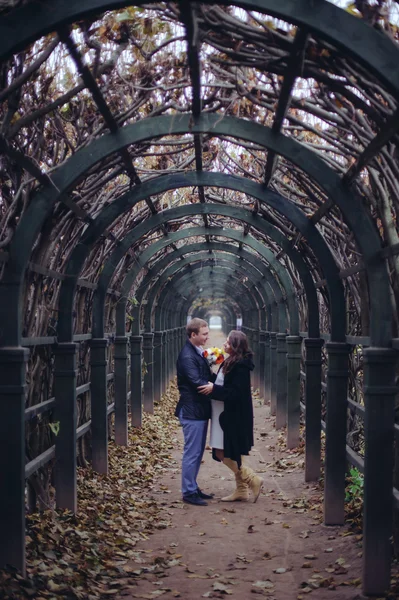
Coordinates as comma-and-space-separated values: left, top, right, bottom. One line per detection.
2, 0, 399, 595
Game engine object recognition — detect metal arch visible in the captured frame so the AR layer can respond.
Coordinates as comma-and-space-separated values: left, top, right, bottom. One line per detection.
119, 237, 295, 335
162, 277, 264, 332
0, 5, 393, 345
193, 303, 238, 324
118, 221, 318, 335
133, 234, 316, 334
93, 198, 332, 339
62, 204, 303, 343
137, 251, 284, 331
166, 291, 240, 332
161, 266, 262, 310
2, 114, 369, 345
151, 264, 271, 334
180, 292, 242, 330
2, 1, 399, 98
202, 309, 233, 334
133, 243, 278, 331
63, 215, 318, 342
116, 220, 319, 338
159, 273, 256, 330
190, 300, 240, 331
56, 174, 321, 341
86, 192, 328, 337
167, 293, 245, 331
0, 1, 395, 586
157, 273, 257, 330
137, 246, 290, 332
200, 306, 233, 328
114, 227, 286, 333
157, 266, 266, 325
191, 308, 237, 338
135, 243, 279, 332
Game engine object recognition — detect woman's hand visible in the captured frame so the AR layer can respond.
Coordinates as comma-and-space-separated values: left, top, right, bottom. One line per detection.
198, 382, 214, 395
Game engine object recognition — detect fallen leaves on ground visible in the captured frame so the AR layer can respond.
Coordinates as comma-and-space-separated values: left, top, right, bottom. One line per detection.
213, 580, 233, 594
0, 383, 181, 599
273, 567, 288, 574
252, 579, 274, 590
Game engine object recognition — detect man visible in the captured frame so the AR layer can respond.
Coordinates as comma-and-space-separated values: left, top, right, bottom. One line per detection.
175, 318, 216, 506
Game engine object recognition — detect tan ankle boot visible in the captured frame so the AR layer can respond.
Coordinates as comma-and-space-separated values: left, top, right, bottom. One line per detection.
222, 458, 249, 502
240, 465, 264, 503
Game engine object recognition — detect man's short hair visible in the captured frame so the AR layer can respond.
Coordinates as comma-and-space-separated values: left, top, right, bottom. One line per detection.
186, 318, 208, 338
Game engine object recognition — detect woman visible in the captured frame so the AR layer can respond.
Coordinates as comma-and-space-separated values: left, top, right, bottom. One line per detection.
198, 331, 263, 503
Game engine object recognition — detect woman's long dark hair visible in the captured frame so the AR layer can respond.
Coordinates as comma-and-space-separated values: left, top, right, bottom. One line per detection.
222, 330, 253, 375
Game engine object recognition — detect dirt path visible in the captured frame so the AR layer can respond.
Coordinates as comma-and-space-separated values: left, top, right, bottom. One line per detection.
120, 331, 367, 600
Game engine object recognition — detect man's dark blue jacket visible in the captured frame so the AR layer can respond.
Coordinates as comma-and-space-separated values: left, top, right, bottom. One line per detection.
175, 340, 216, 420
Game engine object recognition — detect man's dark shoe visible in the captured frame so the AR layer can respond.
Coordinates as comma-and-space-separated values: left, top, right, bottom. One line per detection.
197, 488, 214, 500
183, 492, 208, 506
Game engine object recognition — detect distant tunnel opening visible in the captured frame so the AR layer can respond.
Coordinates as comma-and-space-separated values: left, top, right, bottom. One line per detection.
209, 315, 222, 330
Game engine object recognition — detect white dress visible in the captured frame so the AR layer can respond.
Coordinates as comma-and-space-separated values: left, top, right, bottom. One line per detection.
210, 370, 225, 449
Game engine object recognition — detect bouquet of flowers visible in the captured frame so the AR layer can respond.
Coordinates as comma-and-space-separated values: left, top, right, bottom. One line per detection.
203, 347, 225, 366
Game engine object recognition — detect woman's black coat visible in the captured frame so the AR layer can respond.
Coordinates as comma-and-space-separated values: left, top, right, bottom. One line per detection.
211, 356, 255, 467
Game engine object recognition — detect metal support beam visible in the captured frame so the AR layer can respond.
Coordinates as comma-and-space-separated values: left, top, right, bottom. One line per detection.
304, 337, 323, 482
269, 332, 278, 416
324, 342, 350, 525
153, 331, 163, 405
161, 331, 167, 397
114, 336, 129, 446
142, 332, 154, 414
263, 331, 271, 405
286, 335, 302, 449
259, 330, 266, 401
54, 342, 78, 512
362, 347, 397, 596
276, 333, 288, 429
130, 335, 143, 428
90, 338, 109, 474
0, 346, 29, 574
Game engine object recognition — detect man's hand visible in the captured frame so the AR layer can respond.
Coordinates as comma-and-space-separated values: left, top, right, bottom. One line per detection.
198, 382, 214, 395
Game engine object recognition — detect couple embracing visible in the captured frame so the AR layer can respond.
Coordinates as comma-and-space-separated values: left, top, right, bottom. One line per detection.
175, 318, 263, 506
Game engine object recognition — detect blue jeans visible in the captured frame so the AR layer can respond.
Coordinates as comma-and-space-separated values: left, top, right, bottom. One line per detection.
179, 411, 208, 496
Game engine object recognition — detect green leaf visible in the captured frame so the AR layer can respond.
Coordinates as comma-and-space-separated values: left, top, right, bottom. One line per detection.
49, 421, 60, 436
